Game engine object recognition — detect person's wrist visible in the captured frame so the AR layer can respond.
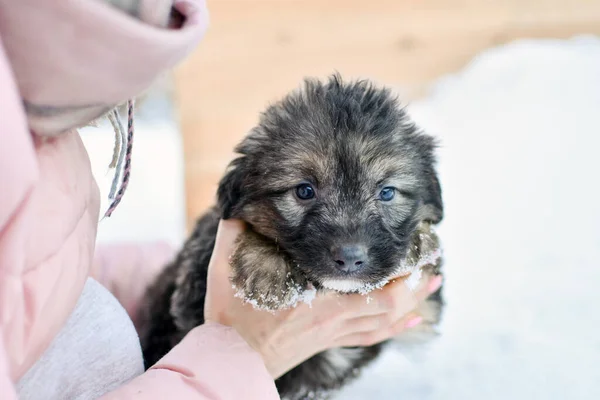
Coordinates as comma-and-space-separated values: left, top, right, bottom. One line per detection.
225, 324, 281, 379
205, 308, 232, 328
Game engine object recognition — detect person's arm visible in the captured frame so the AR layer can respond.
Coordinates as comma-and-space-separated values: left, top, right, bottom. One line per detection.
0, 334, 17, 400
99, 322, 279, 400
91, 242, 281, 399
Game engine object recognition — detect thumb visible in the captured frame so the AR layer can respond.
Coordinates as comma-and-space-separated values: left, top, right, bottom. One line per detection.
211, 218, 246, 264
204, 219, 246, 325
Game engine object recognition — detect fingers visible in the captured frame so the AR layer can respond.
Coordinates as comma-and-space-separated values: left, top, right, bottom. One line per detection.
331, 274, 443, 345
333, 311, 422, 347
331, 273, 442, 319
368, 277, 419, 316
412, 274, 443, 303
206, 219, 246, 290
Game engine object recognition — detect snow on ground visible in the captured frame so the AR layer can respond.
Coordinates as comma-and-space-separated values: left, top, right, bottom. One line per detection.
338, 35, 600, 400
83, 35, 600, 400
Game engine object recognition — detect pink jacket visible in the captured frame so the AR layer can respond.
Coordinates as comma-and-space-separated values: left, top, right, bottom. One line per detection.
0, 0, 278, 398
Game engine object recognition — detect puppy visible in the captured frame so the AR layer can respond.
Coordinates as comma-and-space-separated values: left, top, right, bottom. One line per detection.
137, 74, 445, 400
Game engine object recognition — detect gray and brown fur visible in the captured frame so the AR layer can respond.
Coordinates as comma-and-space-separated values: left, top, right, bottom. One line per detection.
137, 75, 445, 400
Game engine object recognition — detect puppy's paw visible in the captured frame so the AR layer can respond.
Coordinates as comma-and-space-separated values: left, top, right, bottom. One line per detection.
403, 222, 442, 272
230, 230, 312, 311
394, 222, 445, 345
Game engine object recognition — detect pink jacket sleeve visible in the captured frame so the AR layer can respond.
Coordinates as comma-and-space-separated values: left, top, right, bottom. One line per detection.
90, 244, 280, 399
0, 0, 279, 398
100, 322, 279, 400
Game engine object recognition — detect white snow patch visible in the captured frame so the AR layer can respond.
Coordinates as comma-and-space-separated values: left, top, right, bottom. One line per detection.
395, 247, 443, 291
233, 280, 318, 312
321, 279, 373, 293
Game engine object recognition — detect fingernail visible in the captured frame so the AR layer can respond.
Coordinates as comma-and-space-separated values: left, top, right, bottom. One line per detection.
427, 275, 443, 293
404, 316, 423, 329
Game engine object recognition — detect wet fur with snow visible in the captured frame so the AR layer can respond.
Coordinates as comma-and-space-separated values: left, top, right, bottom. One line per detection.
137, 75, 445, 399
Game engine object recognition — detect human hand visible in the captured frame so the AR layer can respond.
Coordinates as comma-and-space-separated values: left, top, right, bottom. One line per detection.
204, 219, 443, 379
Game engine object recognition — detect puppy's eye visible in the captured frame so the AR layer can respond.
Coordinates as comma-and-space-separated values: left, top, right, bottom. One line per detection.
296, 183, 315, 200
379, 187, 395, 202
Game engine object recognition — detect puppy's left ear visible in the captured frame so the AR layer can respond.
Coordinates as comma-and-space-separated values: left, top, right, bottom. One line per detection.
419, 167, 444, 224
217, 158, 247, 220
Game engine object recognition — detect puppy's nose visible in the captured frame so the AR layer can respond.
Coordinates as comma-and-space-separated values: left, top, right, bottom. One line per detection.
332, 245, 368, 273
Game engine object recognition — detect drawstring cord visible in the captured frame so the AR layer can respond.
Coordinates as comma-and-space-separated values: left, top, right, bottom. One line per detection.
106, 108, 128, 199
103, 99, 135, 219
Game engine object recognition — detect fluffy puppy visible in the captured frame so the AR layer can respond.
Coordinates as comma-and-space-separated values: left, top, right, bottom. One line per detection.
137, 75, 445, 400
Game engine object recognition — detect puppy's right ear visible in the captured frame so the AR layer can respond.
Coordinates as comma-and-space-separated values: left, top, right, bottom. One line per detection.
217, 158, 246, 220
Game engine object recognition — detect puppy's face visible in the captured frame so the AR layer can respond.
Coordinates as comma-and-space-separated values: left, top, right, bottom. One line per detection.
218, 76, 443, 292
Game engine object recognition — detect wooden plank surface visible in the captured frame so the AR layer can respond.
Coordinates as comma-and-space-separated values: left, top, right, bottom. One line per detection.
173, 0, 600, 229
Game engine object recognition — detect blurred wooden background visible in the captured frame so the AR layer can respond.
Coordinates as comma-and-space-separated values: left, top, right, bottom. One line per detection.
173, 0, 600, 230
